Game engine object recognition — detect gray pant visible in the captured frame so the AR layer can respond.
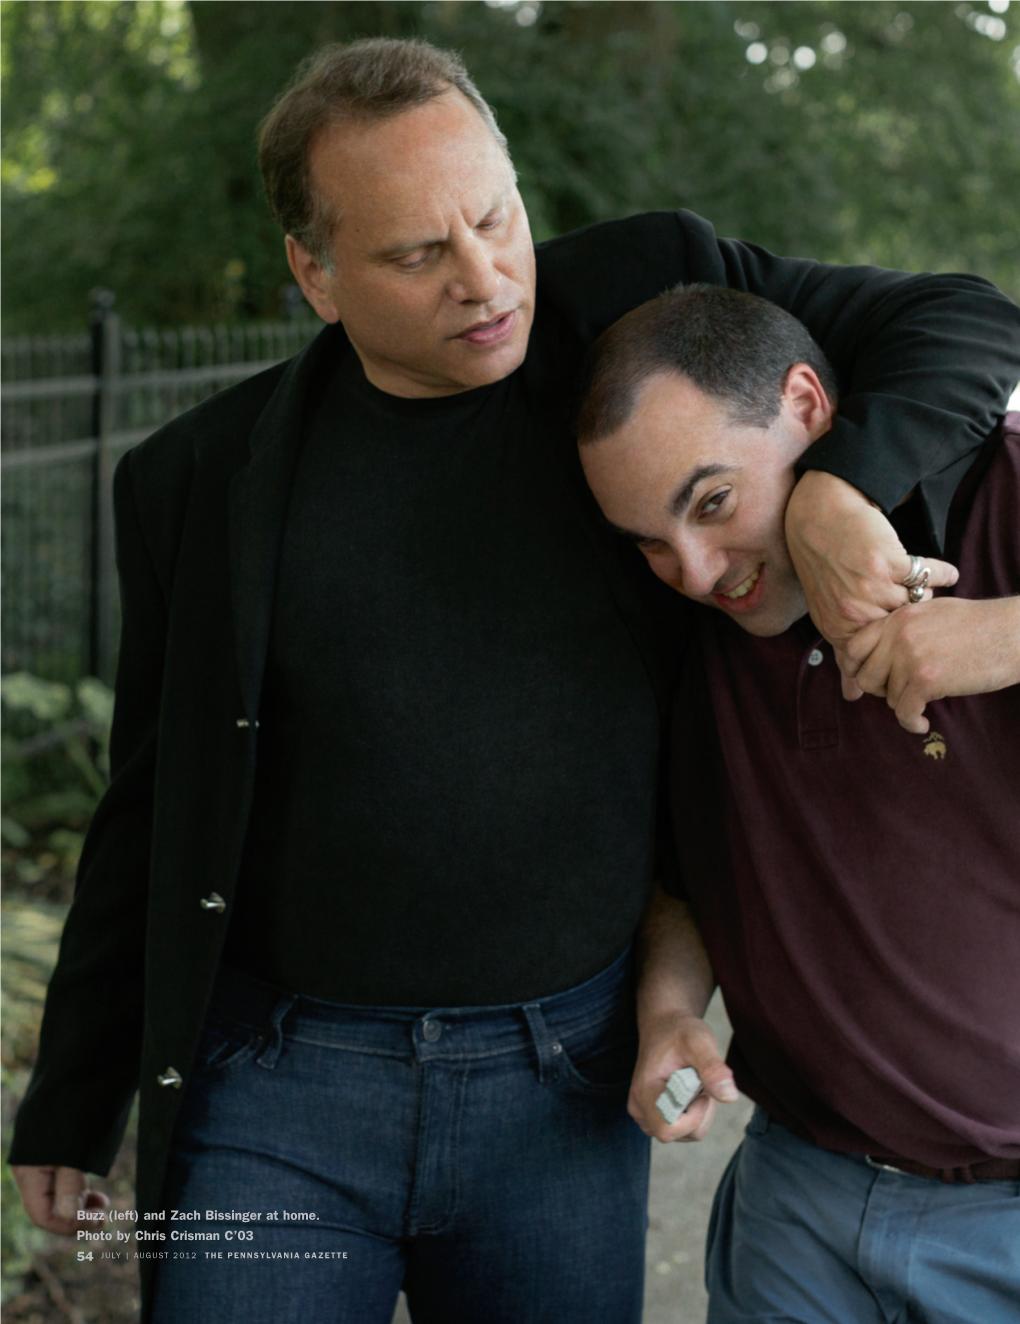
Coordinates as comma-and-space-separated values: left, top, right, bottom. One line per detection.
707, 1107, 1020, 1323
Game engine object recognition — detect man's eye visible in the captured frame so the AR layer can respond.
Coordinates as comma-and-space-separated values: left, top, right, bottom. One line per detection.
700, 489, 730, 517
636, 537, 668, 553
396, 249, 432, 270
478, 213, 503, 231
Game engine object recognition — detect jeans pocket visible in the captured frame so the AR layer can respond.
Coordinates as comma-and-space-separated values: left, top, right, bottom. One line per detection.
557, 1020, 638, 1094
193, 1015, 261, 1075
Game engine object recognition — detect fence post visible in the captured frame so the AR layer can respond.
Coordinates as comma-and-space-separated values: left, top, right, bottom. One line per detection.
89, 290, 120, 686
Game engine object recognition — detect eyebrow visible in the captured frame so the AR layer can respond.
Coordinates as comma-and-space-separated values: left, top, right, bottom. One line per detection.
607, 462, 736, 543
669, 463, 734, 516
373, 190, 512, 261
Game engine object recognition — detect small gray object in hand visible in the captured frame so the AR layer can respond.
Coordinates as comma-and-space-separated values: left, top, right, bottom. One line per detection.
655, 1066, 703, 1124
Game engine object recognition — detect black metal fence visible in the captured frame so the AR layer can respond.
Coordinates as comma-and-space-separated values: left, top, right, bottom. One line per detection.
2, 297, 322, 683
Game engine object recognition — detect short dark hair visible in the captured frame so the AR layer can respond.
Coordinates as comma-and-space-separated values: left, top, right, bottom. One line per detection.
577, 284, 838, 442
258, 37, 511, 268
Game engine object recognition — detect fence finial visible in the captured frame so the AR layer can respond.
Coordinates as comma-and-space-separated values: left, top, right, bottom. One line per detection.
89, 289, 117, 320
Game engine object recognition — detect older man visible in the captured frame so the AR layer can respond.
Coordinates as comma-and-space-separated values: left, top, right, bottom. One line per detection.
579, 284, 1020, 1324
10, 36, 1020, 1324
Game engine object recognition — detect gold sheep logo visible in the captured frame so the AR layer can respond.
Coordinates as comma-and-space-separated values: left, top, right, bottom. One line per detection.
923, 731, 947, 760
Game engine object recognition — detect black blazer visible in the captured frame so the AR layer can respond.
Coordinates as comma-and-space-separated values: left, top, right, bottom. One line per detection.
10, 211, 1020, 1318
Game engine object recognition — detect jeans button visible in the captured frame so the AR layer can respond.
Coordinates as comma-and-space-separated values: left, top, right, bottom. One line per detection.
422, 1019, 442, 1043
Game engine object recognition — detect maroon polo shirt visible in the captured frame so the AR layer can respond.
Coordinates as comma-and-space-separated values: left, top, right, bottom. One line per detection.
670, 417, 1020, 1167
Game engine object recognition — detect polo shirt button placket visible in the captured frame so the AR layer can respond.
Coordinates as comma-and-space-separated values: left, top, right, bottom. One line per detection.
797, 640, 840, 751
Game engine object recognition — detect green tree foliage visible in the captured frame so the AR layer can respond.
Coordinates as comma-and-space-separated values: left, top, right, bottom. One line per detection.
1, 1, 217, 326
1, 671, 114, 883
2, 0, 1018, 332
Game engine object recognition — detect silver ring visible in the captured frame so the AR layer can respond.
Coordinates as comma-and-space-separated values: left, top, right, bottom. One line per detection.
901, 555, 927, 589
907, 568, 931, 600
902, 555, 931, 602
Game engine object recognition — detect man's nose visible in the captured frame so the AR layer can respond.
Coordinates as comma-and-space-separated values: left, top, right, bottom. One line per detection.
447, 235, 501, 305
676, 541, 728, 598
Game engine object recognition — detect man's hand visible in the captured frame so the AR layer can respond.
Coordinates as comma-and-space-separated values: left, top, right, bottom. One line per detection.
11, 1165, 109, 1236
628, 1009, 738, 1143
841, 595, 1020, 733
631, 886, 738, 1143
785, 471, 959, 649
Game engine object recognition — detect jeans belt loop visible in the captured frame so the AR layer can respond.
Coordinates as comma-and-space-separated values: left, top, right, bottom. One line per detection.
255, 993, 298, 1071
865, 1155, 905, 1176
521, 1002, 562, 1085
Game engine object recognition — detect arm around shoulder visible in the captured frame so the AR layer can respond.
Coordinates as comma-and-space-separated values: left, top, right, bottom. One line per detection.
719, 240, 1020, 517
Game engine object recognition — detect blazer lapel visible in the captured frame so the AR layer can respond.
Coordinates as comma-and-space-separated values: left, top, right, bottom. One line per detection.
227, 322, 347, 723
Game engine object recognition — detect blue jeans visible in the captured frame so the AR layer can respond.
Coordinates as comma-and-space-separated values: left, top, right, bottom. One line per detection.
152, 948, 649, 1323
706, 1107, 1020, 1324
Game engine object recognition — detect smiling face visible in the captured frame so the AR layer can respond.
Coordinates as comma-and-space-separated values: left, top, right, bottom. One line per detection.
286, 88, 536, 398
580, 367, 834, 636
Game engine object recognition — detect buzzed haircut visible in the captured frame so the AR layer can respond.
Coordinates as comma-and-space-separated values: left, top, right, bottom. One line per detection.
259, 37, 511, 268
577, 284, 839, 442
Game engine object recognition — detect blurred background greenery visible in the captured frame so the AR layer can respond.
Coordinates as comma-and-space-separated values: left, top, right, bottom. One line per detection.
2, 3, 1018, 1319
3, 0, 1019, 334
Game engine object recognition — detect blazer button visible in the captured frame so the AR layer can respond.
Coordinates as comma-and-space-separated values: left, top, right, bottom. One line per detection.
199, 892, 226, 913
157, 1067, 183, 1088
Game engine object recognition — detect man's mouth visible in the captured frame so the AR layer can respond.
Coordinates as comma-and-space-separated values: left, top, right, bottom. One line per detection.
712, 565, 765, 612
721, 566, 760, 599
457, 311, 517, 346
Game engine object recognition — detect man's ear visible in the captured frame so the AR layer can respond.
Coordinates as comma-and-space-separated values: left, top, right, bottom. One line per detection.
783, 363, 835, 443
285, 235, 342, 324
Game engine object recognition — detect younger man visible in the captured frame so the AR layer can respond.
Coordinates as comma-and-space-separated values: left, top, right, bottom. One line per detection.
578, 286, 1020, 1323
